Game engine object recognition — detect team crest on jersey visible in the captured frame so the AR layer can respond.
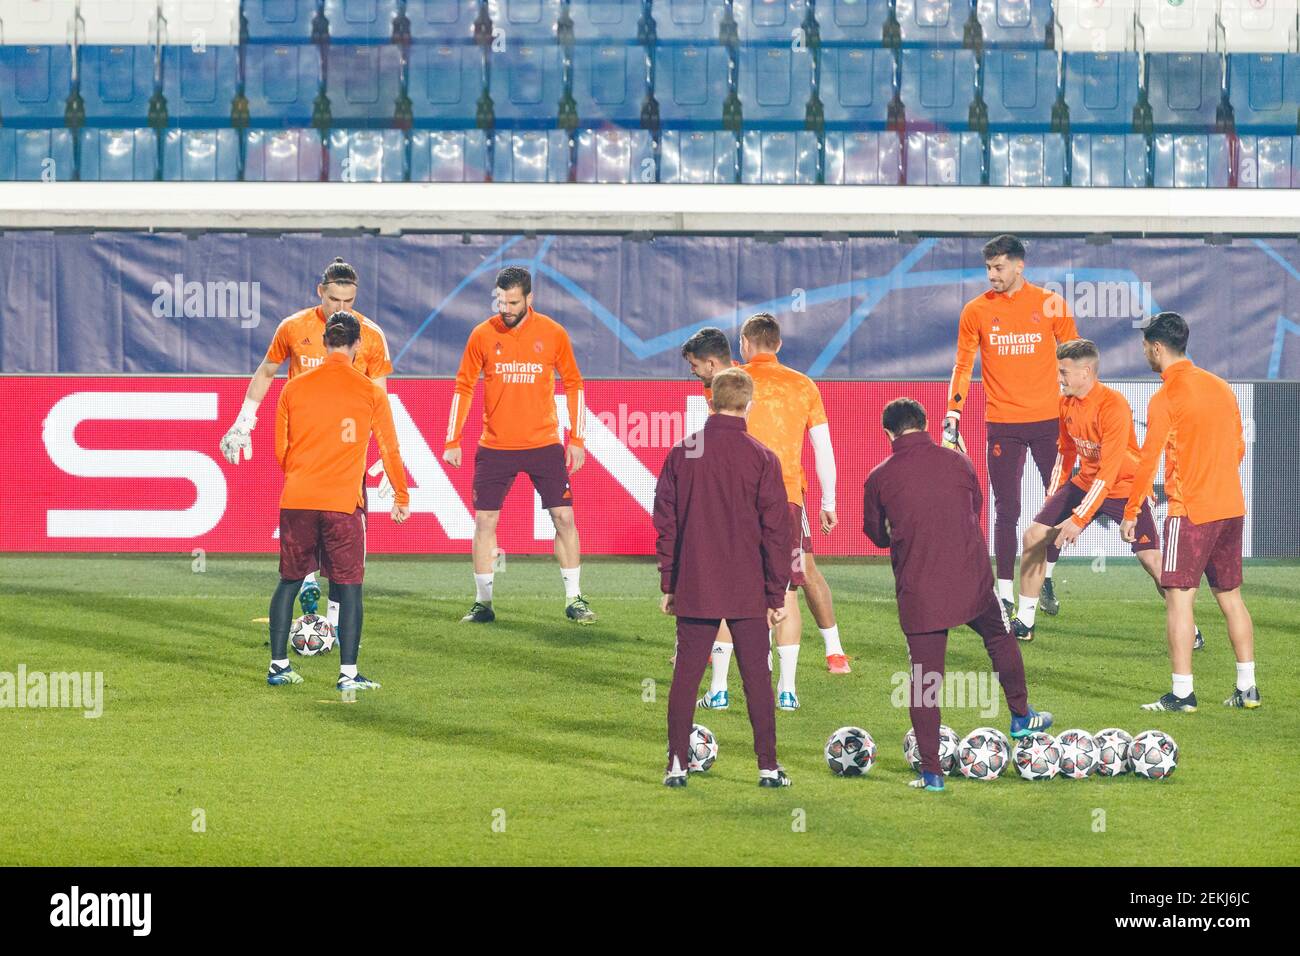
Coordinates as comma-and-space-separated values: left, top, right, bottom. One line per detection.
494, 342, 503, 356
1031, 312, 1041, 323
992, 443, 1002, 457
534, 341, 544, 354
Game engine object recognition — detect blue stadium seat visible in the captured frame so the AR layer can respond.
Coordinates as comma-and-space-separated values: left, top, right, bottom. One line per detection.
491, 130, 572, 181
406, 0, 479, 40
1069, 132, 1147, 186
976, 0, 1053, 48
78, 45, 156, 124
824, 130, 903, 183
1234, 135, 1299, 188
244, 0, 319, 42
497, 0, 564, 40
988, 131, 1065, 184
904, 130, 982, 183
243, 44, 322, 126
895, 0, 971, 46
654, 0, 728, 42
327, 129, 406, 180
0, 128, 74, 181
738, 44, 814, 126
1147, 53, 1224, 131
575, 127, 655, 181
409, 42, 485, 127
409, 129, 491, 181
898, 48, 977, 129
815, 0, 891, 44
1062, 53, 1140, 131
78, 128, 159, 180
819, 45, 895, 128
1152, 133, 1231, 187
570, 0, 645, 41
243, 129, 325, 180
322, 0, 400, 41
659, 129, 741, 181
573, 42, 647, 125
161, 129, 240, 180
736, 0, 807, 44
324, 44, 404, 126
741, 129, 818, 182
1228, 54, 1300, 133
162, 46, 238, 128
983, 49, 1058, 130
0, 46, 72, 125
654, 43, 731, 127
488, 41, 565, 127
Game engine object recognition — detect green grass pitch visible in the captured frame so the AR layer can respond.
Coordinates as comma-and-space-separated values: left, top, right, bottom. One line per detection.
1, 553, 1297, 866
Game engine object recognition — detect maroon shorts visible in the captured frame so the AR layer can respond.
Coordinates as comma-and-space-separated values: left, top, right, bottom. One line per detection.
1161, 514, 1244, 590
473, 443, 572, 511
1033, 483, 1159, 553
787, 502, 813, 589
279, 508, 366, 585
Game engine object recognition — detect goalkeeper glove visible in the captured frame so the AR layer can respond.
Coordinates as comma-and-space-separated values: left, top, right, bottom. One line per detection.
941, 413, 966, 454
368, 459, 394, 499
219, 413, 256, 464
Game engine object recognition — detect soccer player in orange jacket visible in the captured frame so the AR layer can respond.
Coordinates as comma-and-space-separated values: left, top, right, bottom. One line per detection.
945, 235, 1079, 620
219, 258, 394, 626
1012, 339, 1199, 646
443, 267, 594, 625
1120, 312, 1259, 713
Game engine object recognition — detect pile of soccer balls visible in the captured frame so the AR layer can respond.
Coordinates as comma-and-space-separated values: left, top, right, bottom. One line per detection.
289, 613, 336, 657
1011, 728, 1179, 781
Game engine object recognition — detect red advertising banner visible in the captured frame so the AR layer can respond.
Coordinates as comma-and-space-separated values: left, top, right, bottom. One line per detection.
0, 377, 989, 555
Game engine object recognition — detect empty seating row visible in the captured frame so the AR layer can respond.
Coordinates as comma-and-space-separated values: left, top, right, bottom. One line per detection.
0, 1, 240, 45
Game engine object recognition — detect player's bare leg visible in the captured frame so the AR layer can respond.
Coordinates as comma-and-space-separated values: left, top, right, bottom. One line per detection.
1212, 586, 1259, 708
1010, 521, 1053, 640
550, 505, 595, 623
1143, 586, 1199, 711
1135, 549, 1202, 649
775, 588, 802, 710
462, 509, 500, 623
801, 555, 848, 673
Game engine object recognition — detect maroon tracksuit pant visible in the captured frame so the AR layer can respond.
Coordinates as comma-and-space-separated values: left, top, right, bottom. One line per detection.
986, 419, 1061, 580
904, 592, 1030, 776
668, 617, 777, 773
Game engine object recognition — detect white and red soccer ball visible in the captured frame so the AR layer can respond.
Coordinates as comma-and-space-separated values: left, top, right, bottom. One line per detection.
825, 726, 877, 776
904, 724, 961, 776
289, 613, 335, 656
957, 727, 1010, 781
1131, 729, 1179, 780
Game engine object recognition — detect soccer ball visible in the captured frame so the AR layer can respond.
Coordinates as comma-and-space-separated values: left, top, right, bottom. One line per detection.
825, 727, 877, 776
1055, 728, 1099, 779
688, 724, 718, 773
289, 613, 335, 656
957, 727, 1010, 781
1094, 728, 1134, 776
904, 724, 960, 775
1131, 729, 1179, 780
1013, 732, 1061, 780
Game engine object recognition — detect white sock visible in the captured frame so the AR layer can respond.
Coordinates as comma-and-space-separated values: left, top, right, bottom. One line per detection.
1236, 661, 1256, 692
560, 566, 581, 601
271, 658, 289, 671
1045, 561, 1056, 581
709, 642, 733, 695
997, 579, 1014, 603
474, 572, 494, 604
326, 600, 340, 629
819, 624, 843, 657
1172, 673, 1194, 699
777, 644, 800, 695
1017, 594, 1038, 628
340, 664, 358, 679
302, 572, 317, 586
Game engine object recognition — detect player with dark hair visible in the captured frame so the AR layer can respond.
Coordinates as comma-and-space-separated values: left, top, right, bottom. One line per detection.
268, 311, 409, 690
1120, 312, 1261, 712
945, 235, 1079, 620
680, 327, 734, 391
444, 266, 595, 624
220, 257, 394, 627
864, 397, 1052, 792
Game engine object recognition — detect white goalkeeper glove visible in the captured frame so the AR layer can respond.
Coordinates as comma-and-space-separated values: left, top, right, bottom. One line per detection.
368, 459, 394, 499
941, 413, 967, 455
219, 413, 256, 465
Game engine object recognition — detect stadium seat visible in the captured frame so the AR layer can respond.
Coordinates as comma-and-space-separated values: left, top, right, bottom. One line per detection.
983, 49, 1059, 130
1234, 134, 1300, 187
243, 44, 322, 126
653, 42, 731, 126
575, 127, 655, 181
569, 0, 645, 41
975, 0, 1053, 48
76, 0, 159, 45
1069, 132, 1147, 185
406, 0, 479, 40
737, 44, 814, 126
243, 128, 325, 180
1135, 0, 1217, 53
895, 0, 970, 47
0, 0, 76, 44
1146, 53, 1224, 131
408, 42, 484, 127
491, 130, 572, 181
496, 0, 564, 40
824, 129, 903, 183
654, 0, 728, 42
819, 45, 895, 128
0, 127, 74, 180
324, 43, 404, 126
740, 129, 817, 182
814, 0, 891, 44
322, 0, 400, 41
1055, 0, 1136, 54
162, 45, 238, 127
327, 128, 406, 180
988, 131, 1065, 184
78, 45, 157, 124
161, 128, 239, 179
659, 129, 741, 181
409, 129, 490, 181
243, 0, 319, 42
78, 128, 159, 180
158, 1, 241, 46
1151, 132, 1230, 186
1220, 0, 1300, 53
735, 0, 807, 45
898, 48, 977, 129
0, 45, 72, 124
488, 41, 566, 127
1061, 52, 1140, 130
904, 130, 983, 182
1228, 53, 1300, 132
573, 42, 647, 126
